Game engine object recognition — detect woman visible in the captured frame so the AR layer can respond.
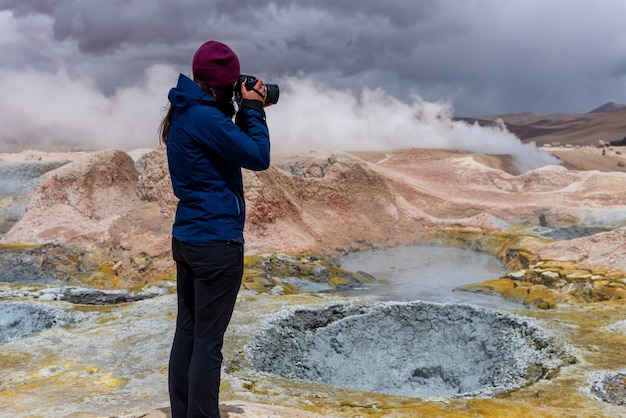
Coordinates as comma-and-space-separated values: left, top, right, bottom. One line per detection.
159, 40, 270, 418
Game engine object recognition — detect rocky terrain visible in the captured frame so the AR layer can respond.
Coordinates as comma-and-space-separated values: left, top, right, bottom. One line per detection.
1, 113, 626, 416
4, 144, 626, 303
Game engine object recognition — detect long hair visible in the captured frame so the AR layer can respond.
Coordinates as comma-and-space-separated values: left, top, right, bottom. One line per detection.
159, 81, 235, 144
159, 105, 174, 144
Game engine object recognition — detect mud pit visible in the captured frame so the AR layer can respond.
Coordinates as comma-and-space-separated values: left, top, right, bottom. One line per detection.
250, 302, 571, 398
0, 301, 83, 344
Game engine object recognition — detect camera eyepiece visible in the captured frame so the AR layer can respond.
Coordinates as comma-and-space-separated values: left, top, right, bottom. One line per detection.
234, 75, 279, 105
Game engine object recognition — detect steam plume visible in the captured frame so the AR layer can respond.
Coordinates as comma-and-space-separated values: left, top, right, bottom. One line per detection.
0, 65, 560, 172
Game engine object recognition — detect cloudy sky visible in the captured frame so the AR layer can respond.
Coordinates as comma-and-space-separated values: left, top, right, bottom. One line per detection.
0, 0, 623, 169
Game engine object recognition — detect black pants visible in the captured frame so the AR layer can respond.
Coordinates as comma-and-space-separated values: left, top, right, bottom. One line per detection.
169, 237, 243, 418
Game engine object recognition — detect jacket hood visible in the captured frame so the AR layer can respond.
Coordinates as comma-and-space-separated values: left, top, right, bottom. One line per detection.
168, 74, 215, 110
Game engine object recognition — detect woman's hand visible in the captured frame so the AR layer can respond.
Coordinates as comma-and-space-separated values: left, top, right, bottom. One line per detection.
240, 78, 266, 103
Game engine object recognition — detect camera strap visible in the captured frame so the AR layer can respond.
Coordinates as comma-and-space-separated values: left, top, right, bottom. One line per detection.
250, 87, 266, 101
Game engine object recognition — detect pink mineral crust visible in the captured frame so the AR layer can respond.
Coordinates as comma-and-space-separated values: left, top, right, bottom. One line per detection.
3, 146, 626, 276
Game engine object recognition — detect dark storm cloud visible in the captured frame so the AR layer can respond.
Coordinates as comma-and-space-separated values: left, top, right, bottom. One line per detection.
1, 0, 197, 54
3, 0, 624, 115
0, 0, 56, 15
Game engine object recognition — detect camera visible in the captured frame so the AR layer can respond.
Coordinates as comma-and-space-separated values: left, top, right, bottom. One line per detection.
234, 75, 279, 105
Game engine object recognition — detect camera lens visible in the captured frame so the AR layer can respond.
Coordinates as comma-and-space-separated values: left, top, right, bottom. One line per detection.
264, 84, 279, 105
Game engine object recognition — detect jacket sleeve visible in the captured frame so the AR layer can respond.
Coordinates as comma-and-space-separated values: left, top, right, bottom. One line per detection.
193, 102, 271, 171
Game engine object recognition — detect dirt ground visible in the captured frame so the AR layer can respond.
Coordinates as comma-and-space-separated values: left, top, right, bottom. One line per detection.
133, 401, 326, 418
547, 145, 626, 173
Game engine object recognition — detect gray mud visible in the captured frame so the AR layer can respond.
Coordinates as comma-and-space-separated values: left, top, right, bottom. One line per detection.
0, 301, 87, 344
249, 301, 571, 398
590, 370, 626, 406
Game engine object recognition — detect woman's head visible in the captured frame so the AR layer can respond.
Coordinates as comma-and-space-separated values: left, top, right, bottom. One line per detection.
192, 40, 240, 87
160, 40, 240, 143
193, 40, 239, 117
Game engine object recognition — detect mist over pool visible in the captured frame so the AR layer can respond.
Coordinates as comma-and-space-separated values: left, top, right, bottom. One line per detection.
338, 246, 522, 309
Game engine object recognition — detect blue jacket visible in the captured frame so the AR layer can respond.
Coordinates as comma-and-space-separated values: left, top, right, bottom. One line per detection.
166, 74, 270, 244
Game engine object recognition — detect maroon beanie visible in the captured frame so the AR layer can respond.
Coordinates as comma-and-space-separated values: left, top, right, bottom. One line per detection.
192, 40, 240, 86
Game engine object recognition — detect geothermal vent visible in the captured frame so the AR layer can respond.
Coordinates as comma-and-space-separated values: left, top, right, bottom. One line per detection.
249, 302, 570, 398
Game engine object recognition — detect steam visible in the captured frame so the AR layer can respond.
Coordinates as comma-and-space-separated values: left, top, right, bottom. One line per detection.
0, 64, 560, 172
271, 77, 561, 172
0, 65, 176, 151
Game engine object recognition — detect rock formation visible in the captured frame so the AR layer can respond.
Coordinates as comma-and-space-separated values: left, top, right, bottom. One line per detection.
2, 146, 626, 297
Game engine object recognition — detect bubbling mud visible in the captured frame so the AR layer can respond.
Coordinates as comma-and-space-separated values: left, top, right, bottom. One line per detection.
249, 302, 571, 398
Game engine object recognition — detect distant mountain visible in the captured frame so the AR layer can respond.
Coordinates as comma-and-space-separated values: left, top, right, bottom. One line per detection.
588, 102, 626, 114
455, 103, 626, 146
